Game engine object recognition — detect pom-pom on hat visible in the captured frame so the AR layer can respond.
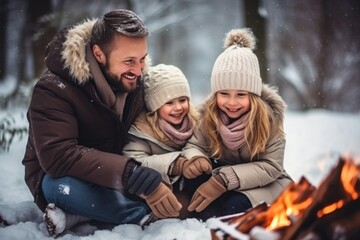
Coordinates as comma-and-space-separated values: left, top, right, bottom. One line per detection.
144, 64, 190, 112
211, 28, 262, 96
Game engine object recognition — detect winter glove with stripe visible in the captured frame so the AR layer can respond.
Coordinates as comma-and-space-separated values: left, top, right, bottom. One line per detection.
125, 160, 162, 196
188, 175, 226, 212
123, 159, 182, 218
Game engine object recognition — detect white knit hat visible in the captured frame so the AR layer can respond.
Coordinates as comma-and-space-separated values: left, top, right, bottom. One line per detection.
211, 28, 262, 96
143, 64, 191, 112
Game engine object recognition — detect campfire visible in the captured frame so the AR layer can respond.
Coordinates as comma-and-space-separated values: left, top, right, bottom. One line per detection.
207, 156, 360, 240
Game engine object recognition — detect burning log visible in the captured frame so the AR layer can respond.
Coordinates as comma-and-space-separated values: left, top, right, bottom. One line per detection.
297, 197, 360, 240
263, 176, 316, 232
227, 202, 269, 233
208, 178, 315, 240
208, 156, 360, 240
282, 156, 360, 240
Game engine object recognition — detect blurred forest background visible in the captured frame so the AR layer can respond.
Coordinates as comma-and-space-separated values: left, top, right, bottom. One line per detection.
0, 0, 359, 112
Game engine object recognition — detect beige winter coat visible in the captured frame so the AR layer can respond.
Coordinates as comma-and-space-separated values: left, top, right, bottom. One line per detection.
123, 111, 184, 185
183, 85, 293, 206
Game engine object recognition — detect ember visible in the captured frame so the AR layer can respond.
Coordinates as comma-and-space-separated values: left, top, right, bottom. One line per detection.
208, 156, 360, 240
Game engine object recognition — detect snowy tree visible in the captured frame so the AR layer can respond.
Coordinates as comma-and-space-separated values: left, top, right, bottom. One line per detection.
0, 0, 359, 112
265, 0, 360, 112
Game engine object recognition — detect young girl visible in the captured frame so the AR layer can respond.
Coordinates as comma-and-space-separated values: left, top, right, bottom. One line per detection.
123, 64, 203, 219
182, 28, 293, 220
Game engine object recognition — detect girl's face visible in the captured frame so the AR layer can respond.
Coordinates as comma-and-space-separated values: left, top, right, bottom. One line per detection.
158, 97, 189, 126
216, 90, 251, 119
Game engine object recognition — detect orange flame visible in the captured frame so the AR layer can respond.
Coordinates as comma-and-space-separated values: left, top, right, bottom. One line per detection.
317, 159, 359, 218
248, 159, 360, 232
266, 179, 314, 231
341, 160, 359, 199
317, 200, 344, 218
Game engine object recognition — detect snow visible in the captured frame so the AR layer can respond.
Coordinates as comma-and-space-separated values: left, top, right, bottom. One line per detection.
44, 203, 67, 237
0, 76, 17, 97
0, 108, 360, 239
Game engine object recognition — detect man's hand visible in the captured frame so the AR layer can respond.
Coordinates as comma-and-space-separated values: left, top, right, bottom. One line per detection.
127, 165, 162, 196
188, 175, 226, 212
142, 183, 182, 218
183, 157, 212, 179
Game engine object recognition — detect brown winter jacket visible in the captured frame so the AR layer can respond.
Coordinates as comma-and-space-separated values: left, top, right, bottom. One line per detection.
22, 20, 146, 211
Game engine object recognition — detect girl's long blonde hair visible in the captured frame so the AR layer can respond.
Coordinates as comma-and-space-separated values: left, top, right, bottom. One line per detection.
146, 99, 199, 143
203, 93, 284, 159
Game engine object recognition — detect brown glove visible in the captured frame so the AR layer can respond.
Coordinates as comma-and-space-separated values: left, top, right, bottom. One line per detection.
169, 156, 187, 176
183, 157, 212, 179
188, 175, 226, 212
141, 182, 182, 219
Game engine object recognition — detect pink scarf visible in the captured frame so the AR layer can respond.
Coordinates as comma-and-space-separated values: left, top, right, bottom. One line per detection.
218, 111, 248, 150
158, 116, 194, 146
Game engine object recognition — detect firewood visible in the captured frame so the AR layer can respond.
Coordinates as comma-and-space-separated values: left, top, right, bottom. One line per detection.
208, 156, 360, 240
296, 197, 360, 240
283, 157, 360, 240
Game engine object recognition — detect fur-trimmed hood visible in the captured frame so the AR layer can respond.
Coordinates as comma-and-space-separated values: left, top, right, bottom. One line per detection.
44, 19, 150, 85
260, 84, 287, 130
44, 19, 96, 84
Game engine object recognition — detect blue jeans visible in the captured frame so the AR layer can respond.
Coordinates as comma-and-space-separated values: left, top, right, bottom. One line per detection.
41, 175, 150, 225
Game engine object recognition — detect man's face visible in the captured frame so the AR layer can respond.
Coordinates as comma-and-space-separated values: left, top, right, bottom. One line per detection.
97, 35, 148, 92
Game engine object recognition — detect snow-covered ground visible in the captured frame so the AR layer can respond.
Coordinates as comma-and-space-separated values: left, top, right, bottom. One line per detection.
0, 109, 359, 239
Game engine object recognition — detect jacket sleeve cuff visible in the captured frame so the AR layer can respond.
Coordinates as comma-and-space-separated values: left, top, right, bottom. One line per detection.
122, 158, 141, 189
218, 166, 240, 191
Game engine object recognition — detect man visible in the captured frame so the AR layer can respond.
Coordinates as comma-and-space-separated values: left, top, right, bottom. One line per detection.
22, 9, 181, 237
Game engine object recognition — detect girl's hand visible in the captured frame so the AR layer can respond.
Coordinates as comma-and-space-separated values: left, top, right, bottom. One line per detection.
169, 156, 187, 176
188, 175, 226, 212
183, 157, 212, 179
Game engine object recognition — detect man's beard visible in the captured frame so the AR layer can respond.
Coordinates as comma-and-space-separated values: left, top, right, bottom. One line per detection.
99, 62, 138, 93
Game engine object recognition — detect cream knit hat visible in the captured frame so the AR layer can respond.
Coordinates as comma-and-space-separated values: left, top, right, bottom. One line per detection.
143, 64, 190, 112
211, 28, 262, 96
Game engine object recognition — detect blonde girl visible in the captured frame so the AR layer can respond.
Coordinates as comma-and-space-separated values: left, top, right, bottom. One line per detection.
123, 64, 203, 219
182, 28, 293, 220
